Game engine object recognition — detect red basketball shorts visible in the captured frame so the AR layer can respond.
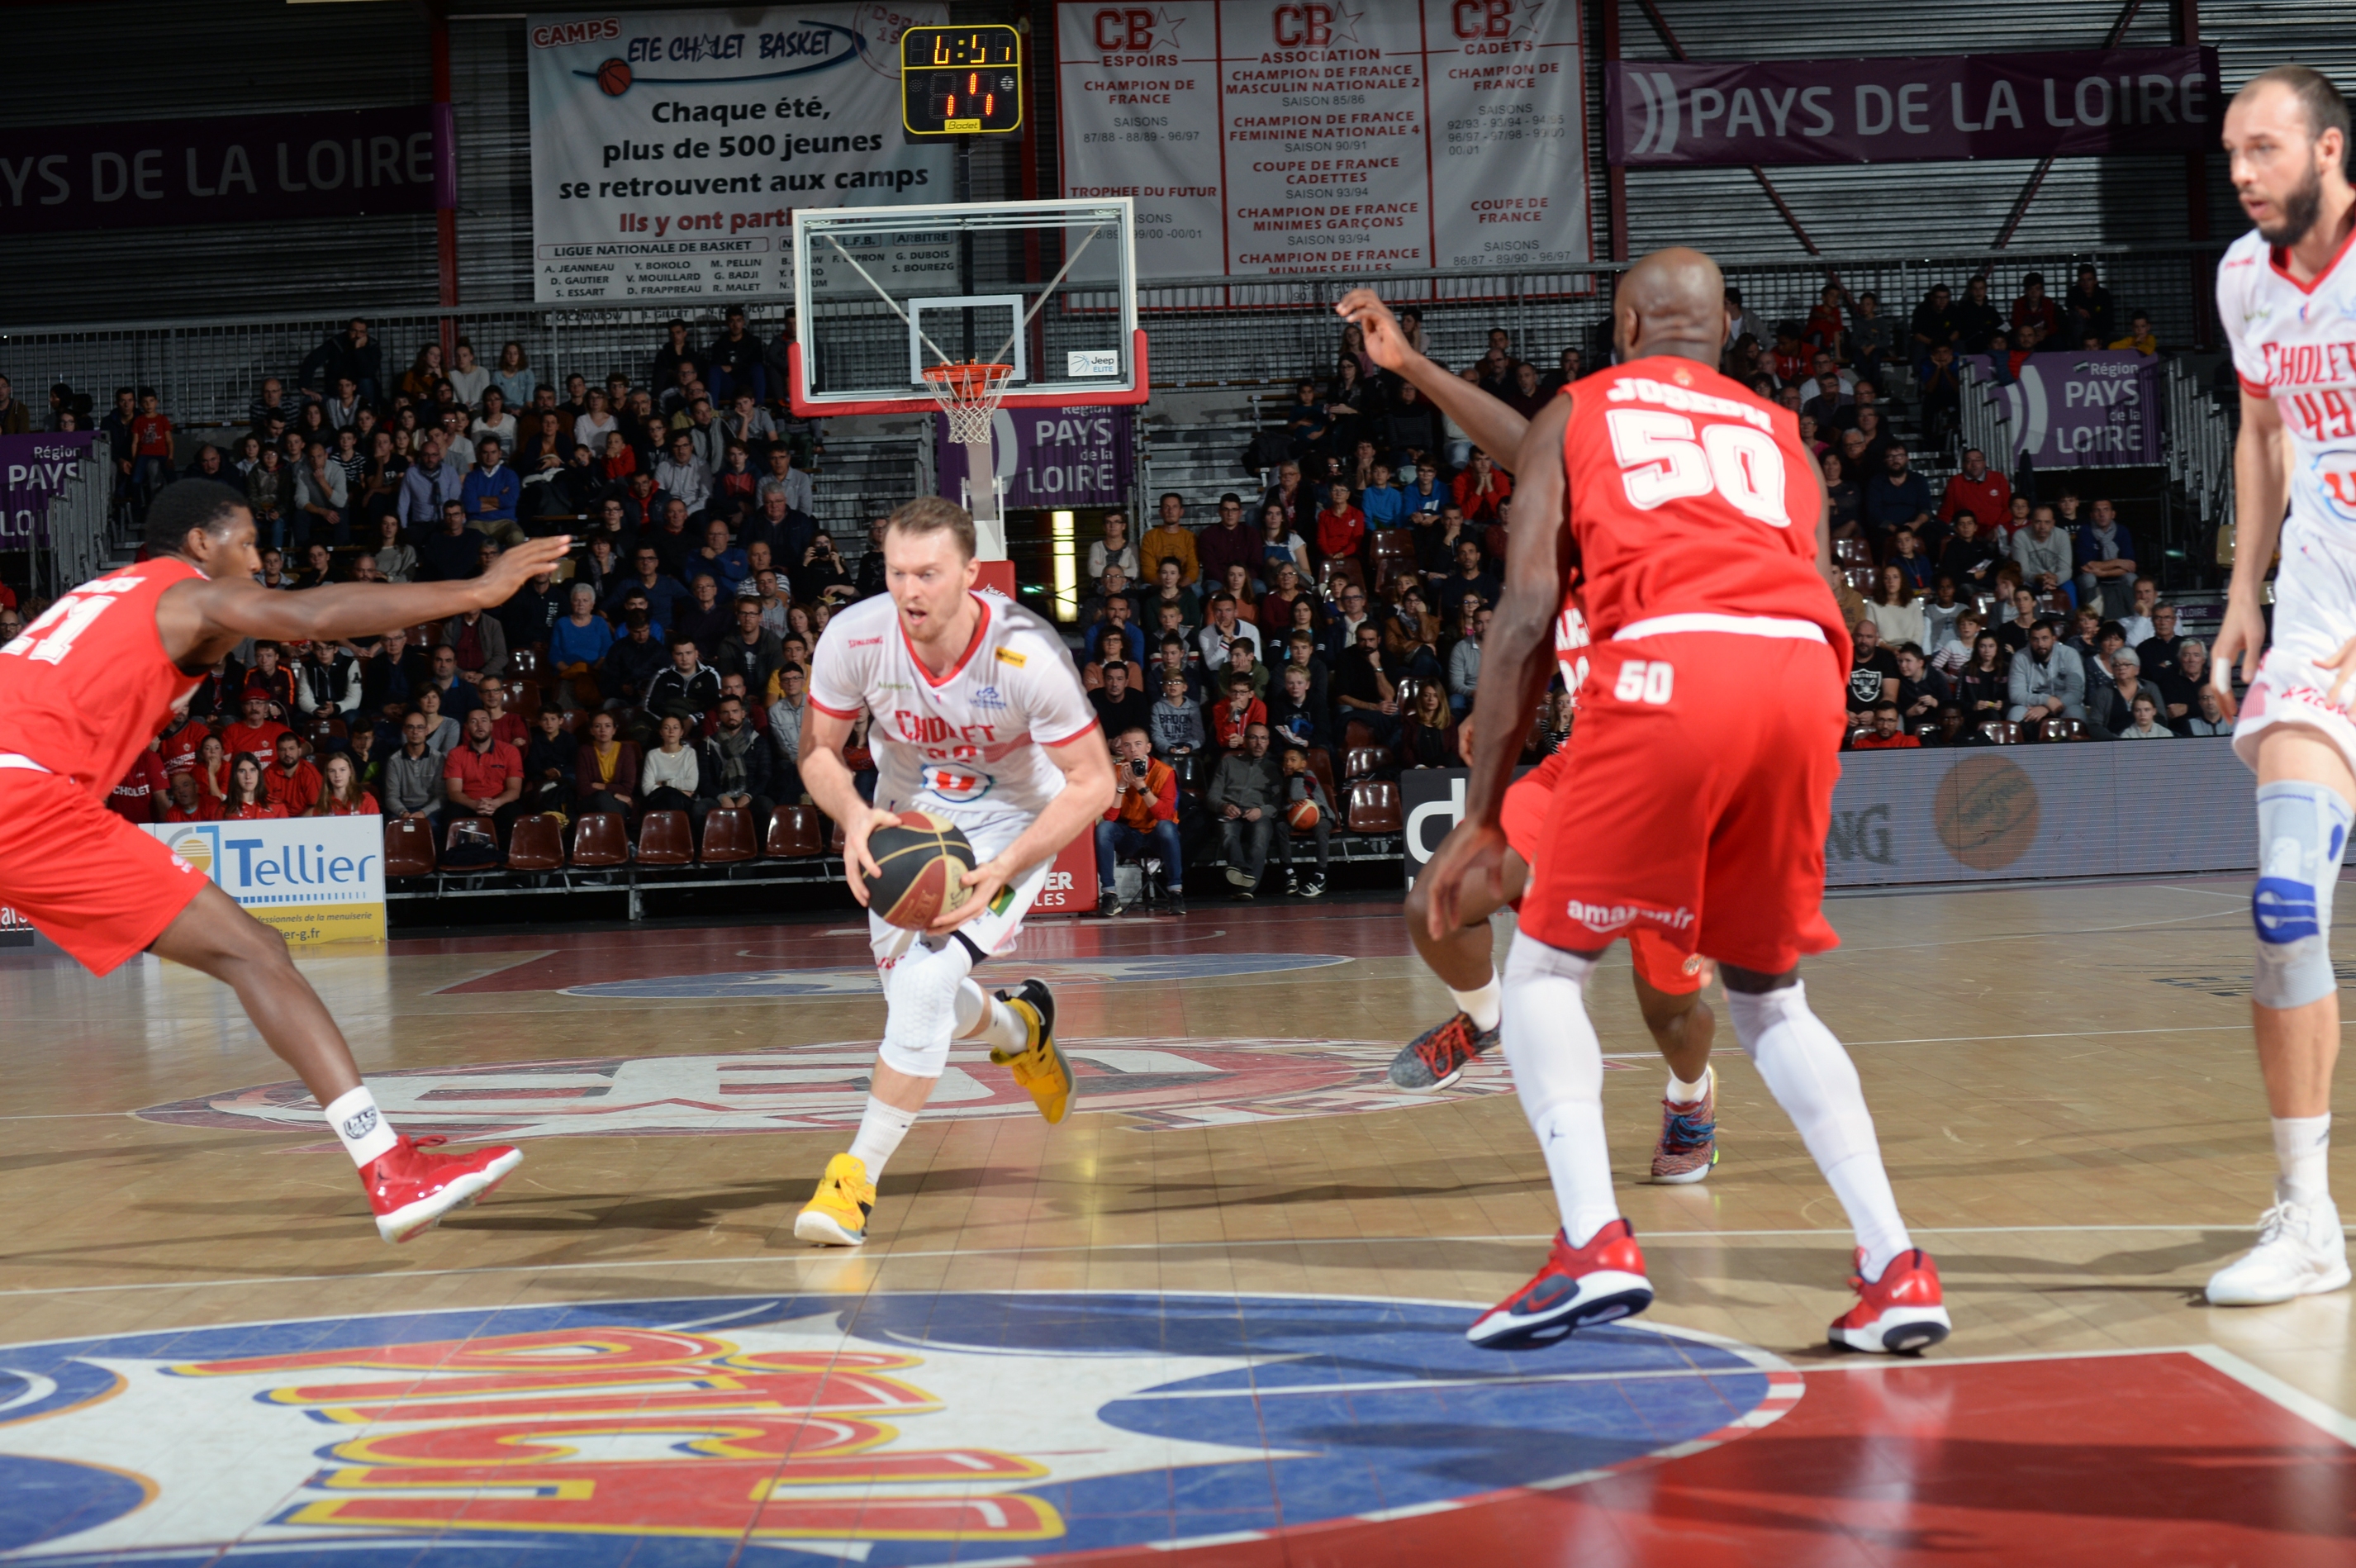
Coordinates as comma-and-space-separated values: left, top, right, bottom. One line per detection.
0, 768, 209, 975
1520, 628, 1844, 976
1502, 748, 1703, 997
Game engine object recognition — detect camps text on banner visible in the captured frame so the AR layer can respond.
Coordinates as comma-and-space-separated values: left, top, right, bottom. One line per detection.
1607, 45, 2219, 168
1057, 0, 1590, 282
144, 817, 387, 946
525, 6, 952, 304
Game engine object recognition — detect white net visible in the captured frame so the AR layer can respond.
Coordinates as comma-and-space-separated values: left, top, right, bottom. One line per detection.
924, 363, 1013, 445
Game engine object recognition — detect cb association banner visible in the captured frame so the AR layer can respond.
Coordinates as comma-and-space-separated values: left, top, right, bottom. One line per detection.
144, 817, 387, 946
525, 5, 952, 303
1057, 0, 1591, 281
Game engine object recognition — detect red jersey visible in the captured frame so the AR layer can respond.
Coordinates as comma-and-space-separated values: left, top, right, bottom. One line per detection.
318, 791, 381, 817
266, 758, 323, 815
109, 751, 169, 824
0, 558, 205, 796
220, 720, 290, 760
156, 719, 209, 777
223, 800, 288, 820
164, 796, 221, 823
1562, 359, 1845, 652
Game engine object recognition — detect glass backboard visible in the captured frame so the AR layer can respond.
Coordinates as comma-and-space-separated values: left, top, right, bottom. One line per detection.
788, 197, 1143, 416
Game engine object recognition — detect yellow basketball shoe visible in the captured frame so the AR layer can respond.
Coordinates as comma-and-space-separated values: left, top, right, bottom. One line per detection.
989, 980, 1073, 1124
794, 1152, 876, 1246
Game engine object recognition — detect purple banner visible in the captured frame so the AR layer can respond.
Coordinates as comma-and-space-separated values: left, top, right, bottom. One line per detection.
1607, 46, 2218, 167
1966, 353, 2158, 470
935, 407, 1134, 510
0, 433, 95, 544
0, 107, 452, 235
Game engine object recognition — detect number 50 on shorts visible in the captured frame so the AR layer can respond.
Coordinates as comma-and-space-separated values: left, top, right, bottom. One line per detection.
1614, 658, 1675, 705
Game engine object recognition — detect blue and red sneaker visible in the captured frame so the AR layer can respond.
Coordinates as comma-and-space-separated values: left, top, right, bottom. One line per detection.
1466, 1219, 1653, 1349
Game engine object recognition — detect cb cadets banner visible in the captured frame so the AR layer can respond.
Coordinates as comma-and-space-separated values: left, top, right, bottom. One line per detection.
144, 816, 387, 945
1057, 0, 1592, 281
525, 5, 952, 302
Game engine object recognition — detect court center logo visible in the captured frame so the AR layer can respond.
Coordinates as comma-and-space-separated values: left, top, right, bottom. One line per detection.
0, 1291, 1798, 1563
135, 1033, 1515, 1141
1931, 753, 2041, 870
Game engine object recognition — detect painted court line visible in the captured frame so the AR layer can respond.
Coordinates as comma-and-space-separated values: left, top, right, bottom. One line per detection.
0, 1223, 2283, 1300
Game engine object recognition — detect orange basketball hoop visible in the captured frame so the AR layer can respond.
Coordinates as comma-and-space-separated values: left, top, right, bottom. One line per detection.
923, 361, 1015, 445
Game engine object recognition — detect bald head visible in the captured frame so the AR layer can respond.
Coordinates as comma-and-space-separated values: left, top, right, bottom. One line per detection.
1615, 246, 1728, 364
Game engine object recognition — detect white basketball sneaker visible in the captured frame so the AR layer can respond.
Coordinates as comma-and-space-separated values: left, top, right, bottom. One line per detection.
2205, 1193, 2351, 1306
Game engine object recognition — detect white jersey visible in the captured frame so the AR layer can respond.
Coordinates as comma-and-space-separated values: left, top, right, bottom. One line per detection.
808, 590, 1097, 855
2218, 226, 2356, 536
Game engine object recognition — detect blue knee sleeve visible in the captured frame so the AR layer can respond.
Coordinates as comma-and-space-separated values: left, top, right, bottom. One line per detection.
2252, 781, 2353, 1010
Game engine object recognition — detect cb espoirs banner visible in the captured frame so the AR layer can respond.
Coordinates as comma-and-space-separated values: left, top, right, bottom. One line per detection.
143, 816, 387, 946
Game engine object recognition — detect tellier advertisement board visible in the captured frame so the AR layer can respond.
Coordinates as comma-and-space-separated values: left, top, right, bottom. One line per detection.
143, 817, 387, 945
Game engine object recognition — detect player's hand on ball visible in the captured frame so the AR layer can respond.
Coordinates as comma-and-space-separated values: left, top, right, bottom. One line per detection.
929, 857, 1013, 934
839, 805, 903, 905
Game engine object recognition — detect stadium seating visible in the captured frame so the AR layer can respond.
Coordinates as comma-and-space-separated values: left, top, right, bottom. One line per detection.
636, 810, 694, 866
571, 812, 630, 867
382, 818, 436, 877
1345, 779, 1403, 834
504, 813, 567, 872
699, 807, 757, 863
766, 804, 827, 858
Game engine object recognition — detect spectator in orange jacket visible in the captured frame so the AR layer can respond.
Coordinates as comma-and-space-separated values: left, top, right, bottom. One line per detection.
1094, 725, 1184, 916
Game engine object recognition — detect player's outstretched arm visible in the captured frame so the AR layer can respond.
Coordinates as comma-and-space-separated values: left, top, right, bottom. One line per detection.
930, 729, 1116, 934
1333, 288, 1532, 470
2213, 389, 2288, 711
162, 536, 573, 658
1423, 396, 1573, 938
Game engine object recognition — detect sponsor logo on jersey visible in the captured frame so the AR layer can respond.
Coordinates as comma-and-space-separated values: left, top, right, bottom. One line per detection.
848, 635, 883, 647
923, 763, 993, 802
996, 646, 1028, 668
0, 1292, 1793, 1561
971, 683, 1008, 710
1565, 897, 1696, 934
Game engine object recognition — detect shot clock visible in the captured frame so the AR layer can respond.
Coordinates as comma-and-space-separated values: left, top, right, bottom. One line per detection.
900, 23, 1023, 136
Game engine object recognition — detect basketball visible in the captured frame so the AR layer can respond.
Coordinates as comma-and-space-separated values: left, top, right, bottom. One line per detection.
596, 58, 632, 96
1287, 797, 1320, 830
862, 810, 977, 930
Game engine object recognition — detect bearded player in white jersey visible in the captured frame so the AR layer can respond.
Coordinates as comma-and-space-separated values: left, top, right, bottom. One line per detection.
2207, 66, 2356, 1305
793, 497, 1114, 1247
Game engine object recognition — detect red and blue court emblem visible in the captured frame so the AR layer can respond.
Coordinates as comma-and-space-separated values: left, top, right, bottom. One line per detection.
0, 1290, 1798, 1562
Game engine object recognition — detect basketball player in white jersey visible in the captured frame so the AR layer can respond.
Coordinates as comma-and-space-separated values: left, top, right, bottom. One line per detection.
2208, 66, 2356, 1304
793, 497, 1114, 1246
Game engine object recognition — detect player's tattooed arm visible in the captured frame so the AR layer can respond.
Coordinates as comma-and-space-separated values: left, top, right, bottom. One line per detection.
1333, 288, 1531, 470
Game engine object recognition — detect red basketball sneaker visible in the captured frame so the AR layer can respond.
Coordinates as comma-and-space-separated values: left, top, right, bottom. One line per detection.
1466, 1219, 1653, 1350
1828, 1247, 1952, 1354
361, 1134, 525, 1244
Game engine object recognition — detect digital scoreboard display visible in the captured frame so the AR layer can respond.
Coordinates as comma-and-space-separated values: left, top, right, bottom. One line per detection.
900, 24, 1023, 136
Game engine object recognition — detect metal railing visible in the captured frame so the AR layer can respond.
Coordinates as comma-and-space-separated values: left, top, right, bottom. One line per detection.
0, 244, 2227, 430
2162, 357, 2236, 538
24, 452, 110, 601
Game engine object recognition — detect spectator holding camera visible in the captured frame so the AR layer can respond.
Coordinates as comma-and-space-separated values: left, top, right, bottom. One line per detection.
1095, 728, 1185, 917
792, 531, 853, 602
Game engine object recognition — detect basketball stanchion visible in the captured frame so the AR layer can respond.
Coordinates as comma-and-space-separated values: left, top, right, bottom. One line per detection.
924, 360, 1016, 560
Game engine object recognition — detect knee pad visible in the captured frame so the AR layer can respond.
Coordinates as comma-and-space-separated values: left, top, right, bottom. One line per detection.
876, 938, 974, 1078
2252, 781, 2353, 1010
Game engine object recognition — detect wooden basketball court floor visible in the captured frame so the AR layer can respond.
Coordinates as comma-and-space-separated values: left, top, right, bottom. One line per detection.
2, 875, 2354, 1566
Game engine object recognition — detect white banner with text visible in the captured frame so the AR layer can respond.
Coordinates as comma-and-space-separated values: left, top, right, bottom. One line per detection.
1057, 0, 1590, 281
145, 817, 387, 946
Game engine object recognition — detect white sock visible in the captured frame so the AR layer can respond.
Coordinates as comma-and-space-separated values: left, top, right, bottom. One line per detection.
1726, 981, 1912, 1281
1501, 931, 1619, 1247
1666, 1065, 1711, 1105
2274, 1113, 2333, 1207
1448, 974, 1503, 1033
848, 1095, 919, 1181
323, 1086, 398, 1167
952, 979, 1028, 1051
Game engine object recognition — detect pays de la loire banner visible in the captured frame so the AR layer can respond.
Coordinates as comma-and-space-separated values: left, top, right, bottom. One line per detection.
525, 6, 953, 303
1964, 350, 2159, 468
145, 817, 387, 945
1, 432, 94, 545
1057, 0, 1591, 281
1608, 45, 2218, 166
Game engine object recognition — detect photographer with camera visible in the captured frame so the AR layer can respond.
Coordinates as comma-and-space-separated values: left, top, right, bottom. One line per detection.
1094, 726, 1185, 918
793, 530, 854, 603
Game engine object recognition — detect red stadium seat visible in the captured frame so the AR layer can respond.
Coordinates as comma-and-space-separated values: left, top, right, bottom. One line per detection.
440, 815, 498, 868
504, 813, 566, 872
506, 648, 544, 681
1978, 720, 2019, 745
637, 810, 693, 866
558, 708, 585, 734
766, 805, 825, 858
1345, 780, 1403, 834
700, 807, 757, 863
2040, 716, 2089, 743
1307, 748, 1339, 812
1342, 720, 1379, 752
508, 678, 542, 720
382, 818, 436, 877
571, 812, 629, 867
1343, 745, 1387, 780
306, 715, 348, 744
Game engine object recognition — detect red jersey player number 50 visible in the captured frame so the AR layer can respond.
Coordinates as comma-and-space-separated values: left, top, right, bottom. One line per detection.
1604, 408, 1792, 528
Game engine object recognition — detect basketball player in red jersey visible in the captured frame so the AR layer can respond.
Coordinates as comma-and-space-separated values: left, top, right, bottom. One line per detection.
1338, 287, 1722, 1183
0, 480, 570, 1243
1422, 249, 1950, 1354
